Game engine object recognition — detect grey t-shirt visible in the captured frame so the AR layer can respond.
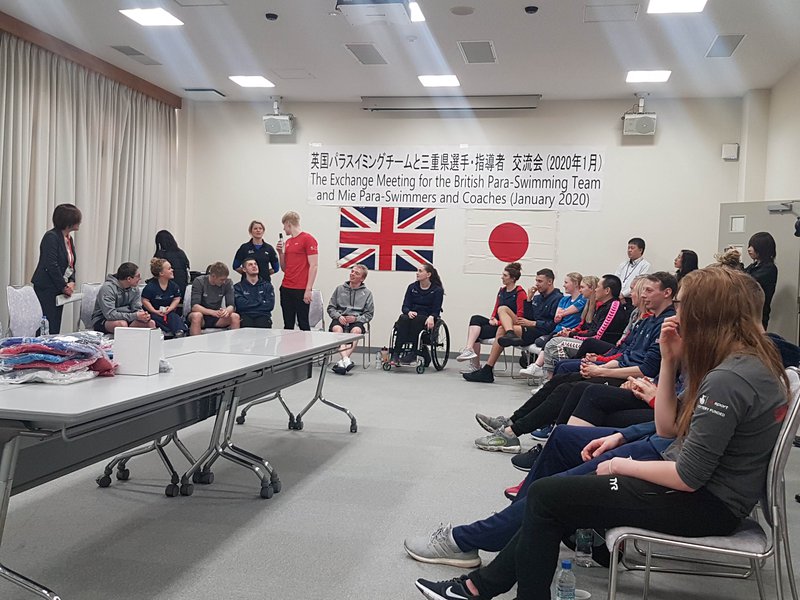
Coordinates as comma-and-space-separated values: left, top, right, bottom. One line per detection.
191, 275, 233, 311
663, 354, 787, 519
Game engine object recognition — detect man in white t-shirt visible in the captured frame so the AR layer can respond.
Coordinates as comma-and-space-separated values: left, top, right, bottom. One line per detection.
614, 237, 651, 300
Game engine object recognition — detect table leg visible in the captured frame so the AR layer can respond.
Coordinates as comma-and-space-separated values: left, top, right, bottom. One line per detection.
294, 353, 358, 433
0, 436, 61, 599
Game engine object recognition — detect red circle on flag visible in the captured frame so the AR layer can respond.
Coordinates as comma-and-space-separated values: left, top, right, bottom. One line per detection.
489, 222, 529, 262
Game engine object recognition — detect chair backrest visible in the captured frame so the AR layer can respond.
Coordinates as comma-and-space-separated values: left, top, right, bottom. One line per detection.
763, 366, 800, 524
79, 283, 102, 329
6, 286, 43, 337
183, 283, 193, 311
309, 289, 324, 330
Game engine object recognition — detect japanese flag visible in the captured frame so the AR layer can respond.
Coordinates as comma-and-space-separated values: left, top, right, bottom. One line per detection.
463, 210, 558, 274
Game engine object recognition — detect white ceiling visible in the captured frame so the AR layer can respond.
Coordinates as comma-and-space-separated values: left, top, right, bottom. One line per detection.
2, 0, 800, 103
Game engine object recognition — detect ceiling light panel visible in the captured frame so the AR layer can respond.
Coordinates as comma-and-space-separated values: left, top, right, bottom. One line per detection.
119, 8, 184, 26
409, 1, 426, 22
706, 34, 745, 58
418, 75, 461, 87
626, 70, 671, 82
229, 76, 275, 88
459, 41, 497, 64
647, 0, 707, 14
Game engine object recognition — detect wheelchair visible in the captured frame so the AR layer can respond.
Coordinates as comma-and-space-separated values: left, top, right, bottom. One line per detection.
383, 317, 450, 374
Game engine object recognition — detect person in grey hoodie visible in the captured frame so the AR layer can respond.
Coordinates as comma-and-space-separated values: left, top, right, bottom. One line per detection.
327, 264, 374, 375
92, 262, 155, 333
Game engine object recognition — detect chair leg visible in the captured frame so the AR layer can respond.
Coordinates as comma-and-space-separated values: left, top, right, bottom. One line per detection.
607, 537, 625, 600
643, 541, 652, 600
752, 558, 767, 600
775, 524, 785, 600
780, 521, 800, 600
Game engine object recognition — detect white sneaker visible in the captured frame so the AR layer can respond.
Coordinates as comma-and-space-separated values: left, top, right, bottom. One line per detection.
460, 363, 480, 374
520, 364, 545, 377
342, 357, 353, 367
456, 348, 478, 362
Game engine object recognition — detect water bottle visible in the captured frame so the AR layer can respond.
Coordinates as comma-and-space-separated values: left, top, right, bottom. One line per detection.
40, 315, 50, 336
555, 559, 576, 600
574, 529, 594, 567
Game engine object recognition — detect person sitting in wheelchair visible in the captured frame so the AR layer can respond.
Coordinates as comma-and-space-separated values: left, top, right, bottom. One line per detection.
391, 263, 444, 365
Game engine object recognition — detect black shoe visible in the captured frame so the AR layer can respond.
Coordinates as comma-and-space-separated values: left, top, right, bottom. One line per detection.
519, 352, 530, 369
463, 365, 494, 383
415, 575, 479, 600
332, 365, 347, 375
400, 351, 416, 364
498, 333, 523, 348
345, 361, 356, 372
511, 444, 543, 472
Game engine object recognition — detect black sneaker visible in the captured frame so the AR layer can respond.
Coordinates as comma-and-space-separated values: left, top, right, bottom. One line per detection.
415, 575, 480, 600
332, 364, 347, 375
498, 333, 523, 347
519, 351, 530, 368
510, 444, 542, 472
462, 365, 494, 383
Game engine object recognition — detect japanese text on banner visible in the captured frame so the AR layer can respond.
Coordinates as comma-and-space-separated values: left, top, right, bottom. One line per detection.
307, 145, 605, 211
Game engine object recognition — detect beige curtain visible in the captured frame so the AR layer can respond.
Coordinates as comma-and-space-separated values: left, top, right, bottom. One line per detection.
0, 31, 179, 328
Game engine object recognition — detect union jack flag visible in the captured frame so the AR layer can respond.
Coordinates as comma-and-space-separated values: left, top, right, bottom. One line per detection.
338, 207, 436, 271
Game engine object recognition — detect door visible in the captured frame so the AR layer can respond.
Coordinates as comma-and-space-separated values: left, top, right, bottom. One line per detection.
719, 201, 800, 344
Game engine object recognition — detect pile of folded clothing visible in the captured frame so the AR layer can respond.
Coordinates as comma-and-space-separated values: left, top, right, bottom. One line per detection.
0, 332, 116, 384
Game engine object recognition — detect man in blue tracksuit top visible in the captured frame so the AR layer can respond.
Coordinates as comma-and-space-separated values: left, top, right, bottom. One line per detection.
233, 258, 275, 328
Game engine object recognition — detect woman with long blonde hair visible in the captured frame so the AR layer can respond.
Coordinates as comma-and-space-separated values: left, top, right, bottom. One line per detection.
416, 267, 790, 600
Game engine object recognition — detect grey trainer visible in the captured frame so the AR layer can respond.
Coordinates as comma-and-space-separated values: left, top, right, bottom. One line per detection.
474, 428, 521, 453
475, 413, 510, 433
404, 523, 481, 568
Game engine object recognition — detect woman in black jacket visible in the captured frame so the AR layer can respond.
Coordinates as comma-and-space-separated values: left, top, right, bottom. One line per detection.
744, 231, 778, 328
154, 230, 191, 298
31, 204, 82, 334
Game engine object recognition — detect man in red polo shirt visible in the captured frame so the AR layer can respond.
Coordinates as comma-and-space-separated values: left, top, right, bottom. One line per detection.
276, 211, 319, 330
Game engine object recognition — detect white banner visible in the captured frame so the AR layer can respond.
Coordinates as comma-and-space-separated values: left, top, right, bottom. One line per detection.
308, 145, 605, 211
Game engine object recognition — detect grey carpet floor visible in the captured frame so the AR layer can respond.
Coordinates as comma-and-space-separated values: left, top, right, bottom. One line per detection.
1, 362, 798, 599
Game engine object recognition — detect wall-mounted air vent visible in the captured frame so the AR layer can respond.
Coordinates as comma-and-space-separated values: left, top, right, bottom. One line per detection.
111, 46, 161, 66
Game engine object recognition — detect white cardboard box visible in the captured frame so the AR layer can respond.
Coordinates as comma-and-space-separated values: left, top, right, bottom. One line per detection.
114, 327, 162, 376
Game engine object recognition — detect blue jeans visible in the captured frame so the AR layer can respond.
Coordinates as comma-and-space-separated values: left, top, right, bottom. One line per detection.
452, 425, 666, 552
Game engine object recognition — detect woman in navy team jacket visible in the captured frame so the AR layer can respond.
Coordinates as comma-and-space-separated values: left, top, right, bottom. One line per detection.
391, 263, 444, 365
31, 204, 82, 334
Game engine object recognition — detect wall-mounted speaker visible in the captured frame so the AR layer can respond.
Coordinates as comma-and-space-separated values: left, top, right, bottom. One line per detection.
263, 114, 294, 135
623, 113, 656, 136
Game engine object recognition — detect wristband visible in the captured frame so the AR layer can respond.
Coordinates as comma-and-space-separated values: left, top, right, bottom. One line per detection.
647, 396, 656, 409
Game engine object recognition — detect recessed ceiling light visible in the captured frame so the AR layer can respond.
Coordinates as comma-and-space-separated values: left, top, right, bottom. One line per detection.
229, 75, 275, 88
418, 75, 460, 87
409, 2, 426, 22
647, 0, 707, 14
119, 8, 184, 26
626, 70, 671, 83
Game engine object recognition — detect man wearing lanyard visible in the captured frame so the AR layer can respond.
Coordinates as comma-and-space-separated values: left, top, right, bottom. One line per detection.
614, 237, 651, 302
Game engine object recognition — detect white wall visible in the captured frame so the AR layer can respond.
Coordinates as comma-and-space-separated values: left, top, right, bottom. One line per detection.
765, 59, 800, 201
185, 97, 741, 345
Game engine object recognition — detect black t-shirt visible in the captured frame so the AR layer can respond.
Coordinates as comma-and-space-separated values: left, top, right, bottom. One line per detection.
233, 240, 279, 282
154, 248, 190, 297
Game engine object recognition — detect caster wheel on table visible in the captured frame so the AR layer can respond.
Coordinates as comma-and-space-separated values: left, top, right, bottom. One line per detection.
382, 362, 391, 371
260, 484, 274, 499
236, 415, 246, 425
272, 480, 282, 493
96, 474, 112, 488
165, 483, 180, 497
180, 483, 194, 497
116, 468, 130, 481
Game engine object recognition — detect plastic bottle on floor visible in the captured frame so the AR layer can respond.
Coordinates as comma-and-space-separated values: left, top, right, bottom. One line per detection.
555, 559, 576, 600
40, 315, 49, 336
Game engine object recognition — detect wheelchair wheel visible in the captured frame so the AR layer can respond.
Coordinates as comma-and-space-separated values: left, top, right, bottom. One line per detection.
430, 320, 450, 371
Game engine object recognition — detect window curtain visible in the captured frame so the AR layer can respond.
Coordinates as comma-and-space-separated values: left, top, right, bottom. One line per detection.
0, 31, 179, 328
